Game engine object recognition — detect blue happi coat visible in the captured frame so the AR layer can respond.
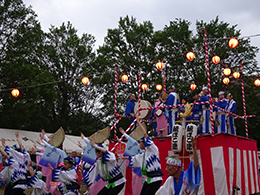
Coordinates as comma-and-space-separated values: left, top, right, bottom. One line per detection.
226, 99, 237, 135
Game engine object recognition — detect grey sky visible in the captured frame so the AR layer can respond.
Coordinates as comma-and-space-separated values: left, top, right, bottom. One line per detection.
23, 0, 260, 64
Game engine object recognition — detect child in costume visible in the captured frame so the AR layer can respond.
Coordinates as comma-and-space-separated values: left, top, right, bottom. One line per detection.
49, 156, 80, 195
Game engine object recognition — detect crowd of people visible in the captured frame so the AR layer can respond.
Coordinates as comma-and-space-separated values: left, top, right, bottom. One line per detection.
0, 84, 238, 195
0, 116, 201, 195
125, 85, 237, 136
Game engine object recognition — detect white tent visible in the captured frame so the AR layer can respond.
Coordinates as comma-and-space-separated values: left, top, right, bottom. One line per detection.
0, 128, 86, 154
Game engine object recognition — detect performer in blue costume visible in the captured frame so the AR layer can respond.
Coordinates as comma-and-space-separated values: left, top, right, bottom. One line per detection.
156, 136, 200, 195
125, 93, 136, 122
192, 94, 202, 134
121, 116, 164, 195
125, 93, 136, 131
165, 85, 179, 134
200, 87, 211, 134
71, 149, 80, 166
213, 91, 228, 133
226, 93, 237, 135
149, 99, 160, 137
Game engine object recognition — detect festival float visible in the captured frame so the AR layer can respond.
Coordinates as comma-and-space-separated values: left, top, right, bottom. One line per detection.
103, 30, 260, 195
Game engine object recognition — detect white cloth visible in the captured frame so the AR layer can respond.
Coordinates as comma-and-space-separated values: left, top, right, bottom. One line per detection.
27, 174, 50, 195
0, 157, 27, 190
84, 151, 126, 188
52, 167, 79, 194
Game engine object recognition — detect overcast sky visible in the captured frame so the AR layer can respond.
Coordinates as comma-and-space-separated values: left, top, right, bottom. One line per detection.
23, 0, 260, 64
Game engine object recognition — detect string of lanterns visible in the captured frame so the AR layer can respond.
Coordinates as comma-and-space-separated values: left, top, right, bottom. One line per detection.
185, 37, 259, 86
10, 76, 91, 98
6, 37, 260, 98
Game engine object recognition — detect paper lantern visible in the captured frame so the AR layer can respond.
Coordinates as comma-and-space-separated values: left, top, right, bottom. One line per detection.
141, 84, 147, 91
223, 77, 230, 85
190, 83, 197, 90
223, 68, 231, 76
212, 56, 220, 64
11, 89, 20, 98
121, 74, 128, 83
229, 38, 238, 49
156, 84, 162, 91
156, 61, 164, 71
233, 71, 240, 79
254, 79, 260, 86
186, 52, 194, 61
82, 77, 89, 85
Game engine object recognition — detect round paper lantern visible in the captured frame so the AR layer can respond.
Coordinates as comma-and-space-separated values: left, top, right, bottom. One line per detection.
223, 68, 231, 76
190, 83, 197, 90
212, 56, 220, 64
229, 38, 238, 49
254, 79, 260, 86
156, 61, 164, 71
121, 74, 128, 83
156, 84, 162, 91
233, 71, 240, 79
11, 89, 20, 98
186, 52, 194, 61
141, 84, 147, 91
82, 77, 89, 85
223, 77, 230, 85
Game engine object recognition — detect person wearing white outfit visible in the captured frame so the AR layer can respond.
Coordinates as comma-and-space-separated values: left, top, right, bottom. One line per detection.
156, 136, 200, 195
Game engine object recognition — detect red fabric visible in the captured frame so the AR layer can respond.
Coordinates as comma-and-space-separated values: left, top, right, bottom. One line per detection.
109, 133, 260, 194
152, 137, 173, 184
197, 133, 260, 195
124, 167, 133, 195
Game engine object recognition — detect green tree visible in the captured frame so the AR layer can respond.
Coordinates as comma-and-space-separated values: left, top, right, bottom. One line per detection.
0, 0, 105, 136
0, 0, 55, 131
42, 22, 105, 135
95, 16, 162, 135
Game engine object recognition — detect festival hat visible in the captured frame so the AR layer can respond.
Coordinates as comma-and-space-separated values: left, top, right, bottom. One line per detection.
48, 127, 65, 148
130, 122, 147, 141
89, 127, 110, 144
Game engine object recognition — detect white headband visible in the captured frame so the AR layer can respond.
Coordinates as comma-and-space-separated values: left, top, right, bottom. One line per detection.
166, 157, 181, 167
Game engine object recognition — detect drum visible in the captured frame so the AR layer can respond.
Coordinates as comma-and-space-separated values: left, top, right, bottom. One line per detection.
161, 92, 169, 100
134, 100, 152, 119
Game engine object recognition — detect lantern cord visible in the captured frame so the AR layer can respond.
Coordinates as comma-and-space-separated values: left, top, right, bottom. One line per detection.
0, 76, 83, 92
208, 33, 260, 40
